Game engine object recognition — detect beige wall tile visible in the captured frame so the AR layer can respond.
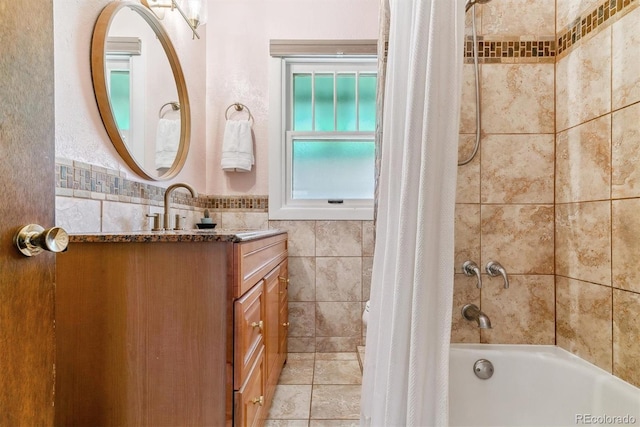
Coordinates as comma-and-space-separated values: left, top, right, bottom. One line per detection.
482, 64, 554, 134
612, 199, 640, 293
288, 257, 316, 302
457, 134, 480, 203
612, 103, 640, 199
451, 274, 481, 343
481, 134, 554, 204
459, 65, 478, 134
101, 200, 149, 232
315, 302, 361, 338
220, 211, 268, 229
289, 302, 316, 338
315, 337, 362, 353
288, 338, 316, 353
556, 27, 611, 131
482, 0, 555, 36
556, 277, 613, 372
556, 115, 612, 203
455, 204, 481, 273
316, 221, 362, 257
55, 196, 102, 233
613, 289, 640, 388
481, 204, 554, 274
612, 7, 640, 109
362, 221, 375, 256
480, 275, 555, 344
556, 0, 600, 29
556, 202, 611, 285
362, 257, 373, 301
270, 220, 317, 256
316, 257, 361, 302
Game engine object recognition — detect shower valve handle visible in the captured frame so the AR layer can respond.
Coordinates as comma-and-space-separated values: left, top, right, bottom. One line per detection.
462, 261, 482, 289
486, 261, 509, 289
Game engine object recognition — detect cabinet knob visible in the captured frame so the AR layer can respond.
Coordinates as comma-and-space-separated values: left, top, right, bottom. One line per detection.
251, 320, 264, 332
282, 322, 290, 327
278, 276, 289, 284
251, 396, 264, 406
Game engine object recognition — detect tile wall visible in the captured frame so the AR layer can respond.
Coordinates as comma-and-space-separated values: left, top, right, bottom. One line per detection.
452, 0, 557, 345
454, 0, 640, 389
554, 0, 640, 388
268, 221, 374, 353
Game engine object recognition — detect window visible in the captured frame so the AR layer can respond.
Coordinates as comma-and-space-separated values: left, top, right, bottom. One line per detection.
269, 52, 377, 220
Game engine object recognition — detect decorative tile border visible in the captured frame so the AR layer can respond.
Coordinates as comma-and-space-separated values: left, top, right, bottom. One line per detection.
464, 37, 556, 64
557, 0, 638, 59
55, 159, 268, 212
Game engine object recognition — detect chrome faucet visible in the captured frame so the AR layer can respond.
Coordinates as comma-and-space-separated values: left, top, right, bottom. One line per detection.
163, 183, 197, 230
462, 304, 492, 329
486, 261, 509, 289
462, 261, 482, 289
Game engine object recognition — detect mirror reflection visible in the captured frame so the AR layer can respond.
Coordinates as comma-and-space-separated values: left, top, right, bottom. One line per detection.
91, 2, 190, 180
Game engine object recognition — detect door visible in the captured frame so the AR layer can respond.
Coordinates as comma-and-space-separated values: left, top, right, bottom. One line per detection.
0, 0, 56, 425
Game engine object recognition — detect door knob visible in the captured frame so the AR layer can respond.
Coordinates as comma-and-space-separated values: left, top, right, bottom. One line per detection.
15, 224, 69, 257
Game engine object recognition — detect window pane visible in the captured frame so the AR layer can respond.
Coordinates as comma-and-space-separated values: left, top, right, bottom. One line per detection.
110, 70, 130, 130
358, 74, 377, 131
314, 74, 334, 131
293, 74, 312, 131
292, 139, 375, 199
336, 74, 356, 131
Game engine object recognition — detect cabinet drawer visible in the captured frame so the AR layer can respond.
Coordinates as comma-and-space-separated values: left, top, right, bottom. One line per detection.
233, 234, 288, 298
234, 347, 266, 427
234, 282, 264, 388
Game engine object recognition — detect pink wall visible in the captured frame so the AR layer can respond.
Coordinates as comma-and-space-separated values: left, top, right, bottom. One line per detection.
54, 0, 208, 192
54, 0, 377, 195
205, 0, 379, 195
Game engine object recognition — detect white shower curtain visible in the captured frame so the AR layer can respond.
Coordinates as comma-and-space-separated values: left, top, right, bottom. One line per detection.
360, 0, 464, 426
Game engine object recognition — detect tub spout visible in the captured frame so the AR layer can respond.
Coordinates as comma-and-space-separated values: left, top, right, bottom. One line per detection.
462, 303, 492, 329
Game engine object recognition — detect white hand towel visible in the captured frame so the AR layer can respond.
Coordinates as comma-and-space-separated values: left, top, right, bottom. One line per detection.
155, 118, 181, 169
221, 120, 254, 172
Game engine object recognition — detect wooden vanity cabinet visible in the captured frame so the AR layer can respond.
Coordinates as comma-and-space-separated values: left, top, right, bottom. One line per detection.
230, 233, 288, 427
55, 241, 230, 427
55, 232, 288, 427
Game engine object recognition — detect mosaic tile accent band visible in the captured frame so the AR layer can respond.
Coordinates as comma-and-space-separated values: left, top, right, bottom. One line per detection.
557, 0, 638, 58
464, 37, 556, 64
55, 159, 269, 211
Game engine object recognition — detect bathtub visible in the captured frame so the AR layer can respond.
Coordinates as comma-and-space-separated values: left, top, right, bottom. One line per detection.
449, 344, 640, 427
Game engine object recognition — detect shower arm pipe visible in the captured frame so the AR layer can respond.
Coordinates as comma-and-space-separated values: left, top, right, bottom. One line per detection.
458, 3, 482, 166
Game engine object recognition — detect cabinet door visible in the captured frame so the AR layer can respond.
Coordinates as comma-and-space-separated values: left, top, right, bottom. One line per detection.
234, 281, 265, 389
234, 347, 266, 427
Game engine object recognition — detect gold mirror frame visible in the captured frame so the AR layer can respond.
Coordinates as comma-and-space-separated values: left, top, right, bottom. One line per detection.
91, 1, 190, 181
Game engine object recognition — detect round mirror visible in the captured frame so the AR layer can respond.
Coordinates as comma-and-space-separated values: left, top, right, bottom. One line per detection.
91, 1, 190, 181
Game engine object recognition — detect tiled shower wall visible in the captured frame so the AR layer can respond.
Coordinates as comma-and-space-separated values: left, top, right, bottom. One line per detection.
452, 0, 557, 345
554, 0, 640, 388
452, 0, 640, 389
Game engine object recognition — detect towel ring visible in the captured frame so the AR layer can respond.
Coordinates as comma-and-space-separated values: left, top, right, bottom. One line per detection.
225, 102, 253, 123
159, 101, 180, 118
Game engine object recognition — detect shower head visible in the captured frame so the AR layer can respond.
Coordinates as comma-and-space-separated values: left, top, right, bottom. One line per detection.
465, 0, 492, 13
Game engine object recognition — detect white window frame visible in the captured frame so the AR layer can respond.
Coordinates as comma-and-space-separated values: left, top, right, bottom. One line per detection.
268, 56, 377, 220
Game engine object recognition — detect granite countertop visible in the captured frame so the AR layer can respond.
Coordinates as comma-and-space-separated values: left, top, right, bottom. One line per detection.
68, 228, 285, 244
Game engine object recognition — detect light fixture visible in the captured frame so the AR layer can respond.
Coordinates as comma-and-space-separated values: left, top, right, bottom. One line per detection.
142, 0, 207, 40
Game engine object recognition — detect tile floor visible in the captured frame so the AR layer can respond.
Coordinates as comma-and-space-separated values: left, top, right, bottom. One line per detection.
265, 351, 364, 427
